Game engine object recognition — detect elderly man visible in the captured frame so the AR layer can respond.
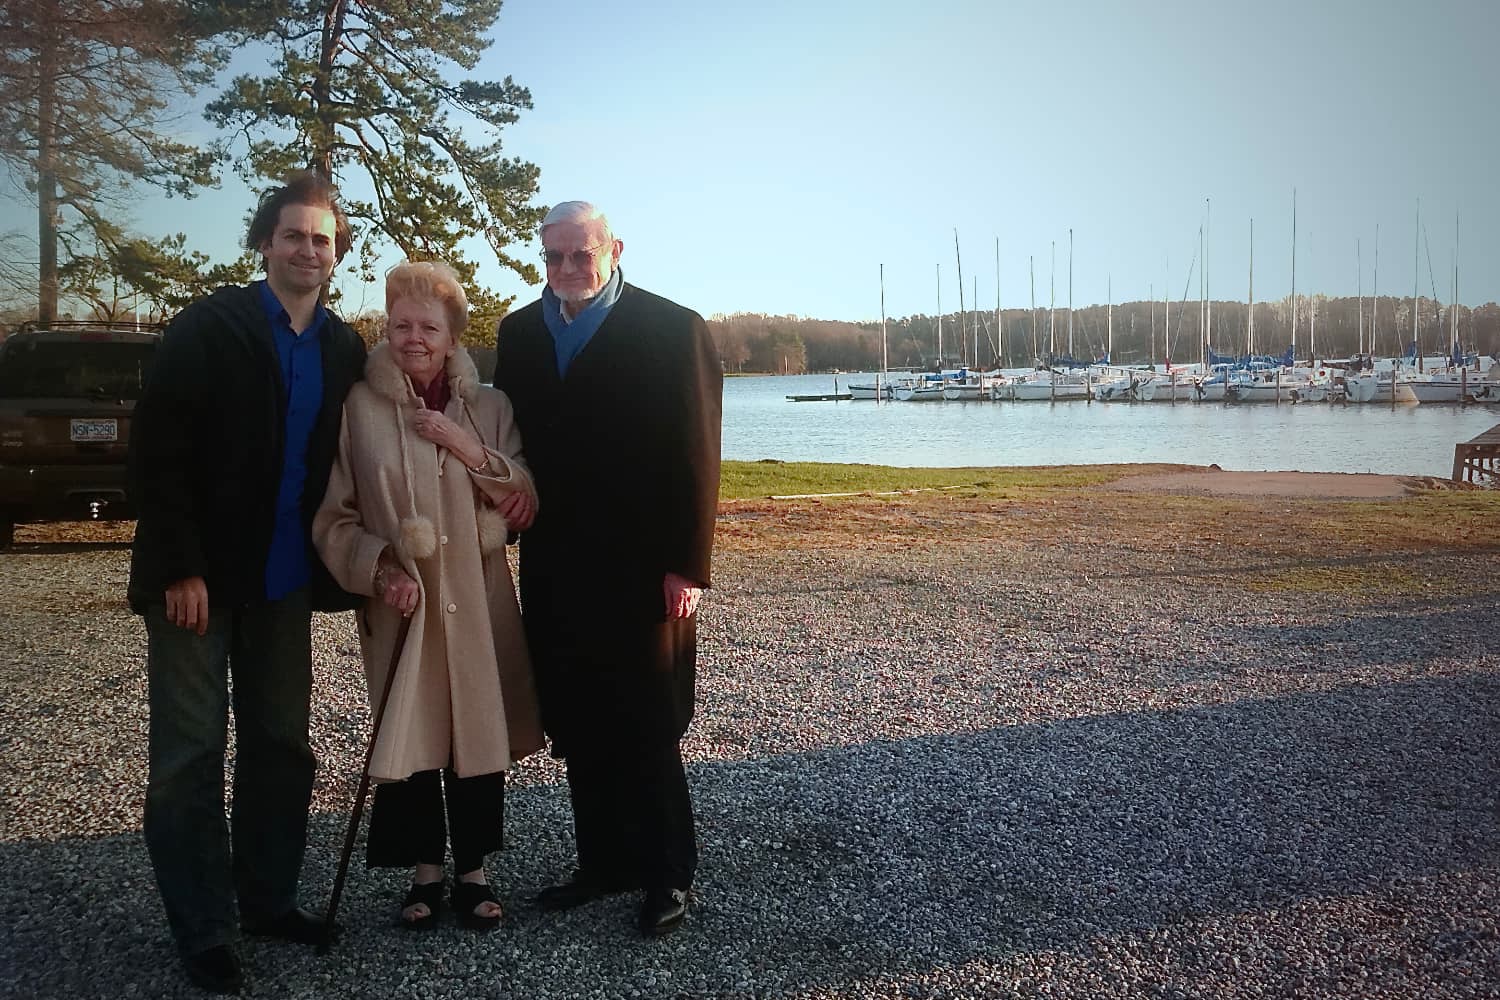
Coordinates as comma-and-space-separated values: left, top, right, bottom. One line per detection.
128, 171, 366, 992
494, 201, 721, 936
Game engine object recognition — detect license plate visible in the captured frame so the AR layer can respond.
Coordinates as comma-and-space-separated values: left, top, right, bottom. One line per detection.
70, 418, 118, 442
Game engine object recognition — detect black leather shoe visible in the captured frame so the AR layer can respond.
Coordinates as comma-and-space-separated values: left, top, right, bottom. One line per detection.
638, 887, 690, 937
534, 878, 616, 912
534, 868, 641, 911
182, 944, 243, 994
241, 906, 329, 946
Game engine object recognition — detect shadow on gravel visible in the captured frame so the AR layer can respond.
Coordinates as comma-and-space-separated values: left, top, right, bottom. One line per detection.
3, 673, 1498, 999
0, 541, 134, 554
1078, 546, 1500, 583
1225, 595, 1500, 672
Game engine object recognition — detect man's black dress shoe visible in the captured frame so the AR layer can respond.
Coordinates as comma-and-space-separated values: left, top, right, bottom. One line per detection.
638, 887, 690, 937
241, 906, 329, 945
534, 868, 642, 912
182, 944, 243, 994
534, 877, 619, 912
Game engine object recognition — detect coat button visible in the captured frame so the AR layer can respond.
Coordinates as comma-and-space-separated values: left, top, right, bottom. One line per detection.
440, 535, 449, 545
446, 602, 457, 613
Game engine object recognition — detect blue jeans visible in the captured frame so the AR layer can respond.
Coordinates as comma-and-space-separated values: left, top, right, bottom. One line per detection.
142, 591, 315, 956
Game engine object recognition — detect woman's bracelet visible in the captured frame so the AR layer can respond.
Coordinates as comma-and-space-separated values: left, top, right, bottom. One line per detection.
467, 453, 491, 474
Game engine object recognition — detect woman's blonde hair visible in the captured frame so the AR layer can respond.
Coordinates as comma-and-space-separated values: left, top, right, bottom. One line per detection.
384, 260, 469, 336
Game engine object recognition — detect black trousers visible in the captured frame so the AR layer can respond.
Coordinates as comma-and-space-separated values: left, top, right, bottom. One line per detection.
366, 768, 505, 875
566, 740, 696, 891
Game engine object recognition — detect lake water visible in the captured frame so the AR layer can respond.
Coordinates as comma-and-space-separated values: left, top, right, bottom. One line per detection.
723, 373, 1499, 477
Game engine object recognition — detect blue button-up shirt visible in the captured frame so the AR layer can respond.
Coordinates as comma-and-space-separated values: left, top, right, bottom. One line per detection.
258, 281, 327, 601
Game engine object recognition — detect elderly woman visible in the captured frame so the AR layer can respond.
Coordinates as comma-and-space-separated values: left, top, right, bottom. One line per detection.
313, 261, 542, 932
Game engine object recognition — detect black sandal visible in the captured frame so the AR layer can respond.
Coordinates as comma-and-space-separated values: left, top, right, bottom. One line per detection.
400, 880, 445, 930
453, 879, 502, 932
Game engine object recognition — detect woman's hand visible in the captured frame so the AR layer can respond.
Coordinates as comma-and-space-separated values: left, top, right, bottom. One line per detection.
380, 567, 420, 617
411, 404, 486, 470
496, 490, 537, 532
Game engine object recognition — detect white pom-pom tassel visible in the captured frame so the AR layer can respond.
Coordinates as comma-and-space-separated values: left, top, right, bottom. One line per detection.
400, 515, 437, 560
476, 506, 508, 554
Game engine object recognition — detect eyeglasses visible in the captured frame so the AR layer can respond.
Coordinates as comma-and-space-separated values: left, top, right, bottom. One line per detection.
541, 244, 610, 268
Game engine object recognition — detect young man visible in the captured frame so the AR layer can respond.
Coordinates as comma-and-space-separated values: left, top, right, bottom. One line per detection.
495, 201, 722, 937
127, 172, 367, 993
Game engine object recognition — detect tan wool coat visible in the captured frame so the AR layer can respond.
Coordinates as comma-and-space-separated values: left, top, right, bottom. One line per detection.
313, 343, 543, 782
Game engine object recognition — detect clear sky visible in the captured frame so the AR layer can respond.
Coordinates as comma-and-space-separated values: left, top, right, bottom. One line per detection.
4, 0, 1497, 324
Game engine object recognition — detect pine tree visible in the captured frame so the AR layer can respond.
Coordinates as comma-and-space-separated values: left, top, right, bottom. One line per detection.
0, 0, 231, 322
205, 0, 543, 338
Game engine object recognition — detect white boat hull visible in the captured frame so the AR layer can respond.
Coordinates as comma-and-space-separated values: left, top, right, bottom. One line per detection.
1344, 373, 1418, 404
1136, 377, 1199, 401
893, 385, 946, 402
1009, 377, 1093, 401
1407, 378, 1498, 403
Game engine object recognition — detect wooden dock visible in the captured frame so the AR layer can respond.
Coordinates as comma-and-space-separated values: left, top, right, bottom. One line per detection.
785, 393, 853, 402
1452, 422, 1500, 484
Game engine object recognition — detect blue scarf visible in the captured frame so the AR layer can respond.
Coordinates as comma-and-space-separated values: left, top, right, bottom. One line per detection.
541, 267, 624, 378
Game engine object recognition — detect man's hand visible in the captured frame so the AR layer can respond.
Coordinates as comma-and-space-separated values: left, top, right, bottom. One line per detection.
165, 576, 209, 635
663, 572, 702, 621
496, 490, 536, 532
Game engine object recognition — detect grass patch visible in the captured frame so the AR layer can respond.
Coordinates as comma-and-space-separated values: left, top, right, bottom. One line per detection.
720, 460, 1194, 500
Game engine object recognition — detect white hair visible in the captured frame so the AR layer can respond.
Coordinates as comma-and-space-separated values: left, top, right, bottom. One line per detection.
541, 200, 613, 241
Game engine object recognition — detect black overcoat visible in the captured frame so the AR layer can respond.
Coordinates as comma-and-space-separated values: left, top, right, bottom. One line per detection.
126, 284, 367, 614
495, 283, 722, 756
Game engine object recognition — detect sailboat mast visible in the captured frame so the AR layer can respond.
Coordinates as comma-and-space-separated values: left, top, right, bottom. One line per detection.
1307, 229, 1315, 362
1454, 212, 1460, 359
1248, 218, 1255, 357
1049, 241, 1056, 360
936, 263, 942, 368
1205, 197, 1211, 363
1106, 275, 1112, 363
1198, 226, 1205, 365
953, 229, 966, 369
1165, 257, 1172, 368
1067, 229, 1074, 359
1290, 188, 1297, 364
1029, 255, 1037, 363
1357, 239, 1363, 355
879, 263, 887, 382
1149, 283, 1156, 365
1412, 199, 1420, 364
972, 277, 978, 368
994, 237, 1003, 369
1372, 224, 1380, 355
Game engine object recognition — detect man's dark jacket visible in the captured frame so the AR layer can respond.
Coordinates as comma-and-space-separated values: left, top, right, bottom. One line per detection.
495, 283, 722, 757
126, 284, 367, 614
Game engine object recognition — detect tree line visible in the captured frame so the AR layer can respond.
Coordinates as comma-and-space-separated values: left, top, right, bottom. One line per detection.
708, 295, 1500, 374
1, 0, 540, 340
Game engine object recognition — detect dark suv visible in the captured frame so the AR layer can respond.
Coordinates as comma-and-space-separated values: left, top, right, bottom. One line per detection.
0, 320, 161, 547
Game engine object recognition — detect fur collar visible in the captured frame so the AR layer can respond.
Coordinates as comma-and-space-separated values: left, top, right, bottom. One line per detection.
365, 341, 481, 405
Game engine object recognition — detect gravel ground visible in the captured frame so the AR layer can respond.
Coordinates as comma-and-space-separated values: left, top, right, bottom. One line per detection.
1, 525, 1498, 999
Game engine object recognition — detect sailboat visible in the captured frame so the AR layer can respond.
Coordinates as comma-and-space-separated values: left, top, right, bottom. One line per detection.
849, 263, 894, 399
1345, 205, 1419, 404
894, 264, 949, 401
1405, 213, 1497, 401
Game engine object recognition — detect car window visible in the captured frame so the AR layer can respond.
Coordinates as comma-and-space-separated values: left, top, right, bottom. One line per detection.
0, 341, 156, 400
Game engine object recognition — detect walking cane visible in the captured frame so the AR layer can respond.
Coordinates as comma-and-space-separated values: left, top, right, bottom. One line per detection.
319, 614, 413, 955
